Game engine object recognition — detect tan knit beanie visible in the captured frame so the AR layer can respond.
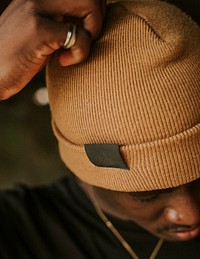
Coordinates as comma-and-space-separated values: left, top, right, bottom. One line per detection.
47, 0, 200, 191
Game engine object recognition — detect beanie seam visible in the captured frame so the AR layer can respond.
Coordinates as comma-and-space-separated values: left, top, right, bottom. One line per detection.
118, 3, 166, 43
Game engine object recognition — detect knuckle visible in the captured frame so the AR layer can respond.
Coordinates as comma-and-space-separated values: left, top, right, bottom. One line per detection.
23, 1, 47, 35
30, 14, 43, 32
23, 0, 38, 16
26, 0, 39, 11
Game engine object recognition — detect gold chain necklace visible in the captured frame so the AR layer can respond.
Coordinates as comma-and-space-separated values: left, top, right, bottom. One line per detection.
92, 200, 164, 259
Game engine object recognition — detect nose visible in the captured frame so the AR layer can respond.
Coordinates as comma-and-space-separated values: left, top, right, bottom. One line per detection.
164, 186, 200, 227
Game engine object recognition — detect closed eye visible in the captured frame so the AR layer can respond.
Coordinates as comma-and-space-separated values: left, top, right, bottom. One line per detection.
128, 187, 177, 203
129, 193, 160, 203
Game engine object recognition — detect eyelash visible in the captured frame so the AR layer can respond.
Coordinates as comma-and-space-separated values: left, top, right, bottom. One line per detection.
129, 189, 175, 203
129, 194, 160, 203
138, 195, 159, 203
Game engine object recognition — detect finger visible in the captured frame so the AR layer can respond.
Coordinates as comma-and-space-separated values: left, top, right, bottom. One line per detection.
21, 18, 76, 60
58, 27, 92, 67
36, 0, 106, 39
83, 0, 106, 39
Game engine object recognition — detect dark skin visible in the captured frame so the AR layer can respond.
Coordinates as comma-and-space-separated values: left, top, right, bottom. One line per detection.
79, 178, 200, 242
0, 0, 199, 101
0, 0, 106, 100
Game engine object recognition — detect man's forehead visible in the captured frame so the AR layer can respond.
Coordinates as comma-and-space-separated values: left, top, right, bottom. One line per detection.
128, 187, 179, 198
129, 178, 200, 197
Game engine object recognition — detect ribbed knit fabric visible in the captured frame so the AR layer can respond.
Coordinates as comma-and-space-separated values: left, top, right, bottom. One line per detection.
47, 0, 200, 191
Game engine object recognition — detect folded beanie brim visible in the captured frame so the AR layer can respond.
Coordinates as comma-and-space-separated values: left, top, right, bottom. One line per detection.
53, 121, 200, 191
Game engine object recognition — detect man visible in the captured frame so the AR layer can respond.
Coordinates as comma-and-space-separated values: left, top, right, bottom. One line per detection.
0, 0, 200, 259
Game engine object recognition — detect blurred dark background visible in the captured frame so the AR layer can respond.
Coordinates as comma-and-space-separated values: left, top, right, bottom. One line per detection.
0, 72, 66, 189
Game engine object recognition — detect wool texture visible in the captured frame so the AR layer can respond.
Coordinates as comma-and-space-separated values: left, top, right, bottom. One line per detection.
46, 0, 200, 191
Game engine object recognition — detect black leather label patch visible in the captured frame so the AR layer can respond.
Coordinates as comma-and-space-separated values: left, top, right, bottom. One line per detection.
84, 144, 129, 169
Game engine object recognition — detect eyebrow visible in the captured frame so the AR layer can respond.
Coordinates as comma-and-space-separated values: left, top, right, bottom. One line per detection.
128, 187, 179, 198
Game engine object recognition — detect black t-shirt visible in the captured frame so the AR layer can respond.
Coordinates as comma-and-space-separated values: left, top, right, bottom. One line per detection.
0, 175, 199, 259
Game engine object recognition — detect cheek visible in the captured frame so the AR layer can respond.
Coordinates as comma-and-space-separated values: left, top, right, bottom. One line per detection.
118, 196, 164, 221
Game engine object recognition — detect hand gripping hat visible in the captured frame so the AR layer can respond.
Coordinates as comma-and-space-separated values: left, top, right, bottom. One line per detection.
47, 0, 200, 191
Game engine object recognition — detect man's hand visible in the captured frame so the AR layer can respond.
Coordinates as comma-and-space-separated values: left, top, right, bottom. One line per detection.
0, 0, 106, 100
